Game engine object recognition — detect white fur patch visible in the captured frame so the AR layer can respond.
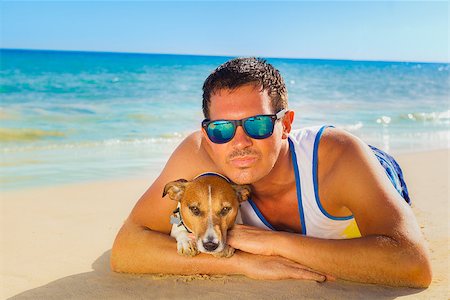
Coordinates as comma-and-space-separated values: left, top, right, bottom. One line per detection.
205, 185, 218, 243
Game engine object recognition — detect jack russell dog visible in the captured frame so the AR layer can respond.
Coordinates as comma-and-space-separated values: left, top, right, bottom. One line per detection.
163, 172, 251, 258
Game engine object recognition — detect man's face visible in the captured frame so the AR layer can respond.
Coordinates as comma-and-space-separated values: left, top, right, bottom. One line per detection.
203, 84, 286, 185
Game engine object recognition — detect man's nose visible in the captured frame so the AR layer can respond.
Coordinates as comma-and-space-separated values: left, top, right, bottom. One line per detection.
232, 126, 252, 148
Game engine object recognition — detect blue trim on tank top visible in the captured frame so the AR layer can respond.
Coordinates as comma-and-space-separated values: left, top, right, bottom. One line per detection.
247, 199, 275, 230
313, 125, 354, 221
246, 136, 306, 234
289, 137, 307, 235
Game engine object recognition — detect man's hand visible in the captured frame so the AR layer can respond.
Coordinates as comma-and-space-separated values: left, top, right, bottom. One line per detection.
228, 224, 275, 256
237, 251, 328, 282
229, 225, 335, 281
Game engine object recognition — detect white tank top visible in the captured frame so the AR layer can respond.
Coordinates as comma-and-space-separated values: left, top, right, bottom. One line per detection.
239, 125, 361, 239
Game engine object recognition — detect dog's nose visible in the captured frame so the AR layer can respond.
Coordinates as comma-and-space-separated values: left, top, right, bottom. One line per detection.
203, 241, 219, 251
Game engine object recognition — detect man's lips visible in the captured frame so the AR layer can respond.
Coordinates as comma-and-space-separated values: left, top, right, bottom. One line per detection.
229, 156, 258, 167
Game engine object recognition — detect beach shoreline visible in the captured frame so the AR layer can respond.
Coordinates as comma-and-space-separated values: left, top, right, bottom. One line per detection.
1, 149, 448, 299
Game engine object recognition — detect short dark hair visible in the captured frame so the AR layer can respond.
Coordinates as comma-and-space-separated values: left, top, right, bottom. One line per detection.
202, 57, 288, 119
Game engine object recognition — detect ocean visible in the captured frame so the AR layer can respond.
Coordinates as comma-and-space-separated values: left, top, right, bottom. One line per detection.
1, 49, 448, 190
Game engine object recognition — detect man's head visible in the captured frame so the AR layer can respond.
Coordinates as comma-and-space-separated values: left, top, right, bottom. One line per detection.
200, 58, 294, 185
202, 57, 288, 119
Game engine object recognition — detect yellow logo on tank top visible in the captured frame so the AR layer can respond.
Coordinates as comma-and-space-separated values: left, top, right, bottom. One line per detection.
341, 219, 361, 238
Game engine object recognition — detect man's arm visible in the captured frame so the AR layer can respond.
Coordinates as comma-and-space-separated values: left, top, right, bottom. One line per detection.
228, 129, 432, 287
111, 218, 326, 281
110, 131, 327, 281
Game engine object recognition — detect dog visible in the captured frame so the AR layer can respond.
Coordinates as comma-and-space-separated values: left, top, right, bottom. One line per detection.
163, 172, 251, 258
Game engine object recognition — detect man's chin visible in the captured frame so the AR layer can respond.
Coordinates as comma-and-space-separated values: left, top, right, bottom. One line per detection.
227, 168, 263, 185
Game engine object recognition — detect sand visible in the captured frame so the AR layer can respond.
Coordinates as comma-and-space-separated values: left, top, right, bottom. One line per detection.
1, 149, 448, 299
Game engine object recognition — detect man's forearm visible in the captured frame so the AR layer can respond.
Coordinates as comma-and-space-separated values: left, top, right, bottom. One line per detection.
111, 221, 330, 281
271, 232, 432, 287
110, 221, 241, 275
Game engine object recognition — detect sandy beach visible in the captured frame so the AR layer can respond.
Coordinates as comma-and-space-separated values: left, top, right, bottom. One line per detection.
1, 149, 448, 299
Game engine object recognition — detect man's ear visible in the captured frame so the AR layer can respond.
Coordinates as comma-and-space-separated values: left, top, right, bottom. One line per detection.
232, 184, 251, 203
282, 110, 295, 139
162, 179, 189, 202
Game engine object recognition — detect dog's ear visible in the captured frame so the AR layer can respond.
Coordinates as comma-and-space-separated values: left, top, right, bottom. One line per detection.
232, 184, 251, 203
162, 179, 189, 202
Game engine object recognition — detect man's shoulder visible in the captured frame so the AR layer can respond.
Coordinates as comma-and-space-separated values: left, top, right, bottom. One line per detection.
178, 130, 203, 153
180, 130, 211, 155
170, 131, 218, 176
316, 126, 394, 213
319, 126, 365, 157
289, 125, 363, 156
317, 126, 373, 187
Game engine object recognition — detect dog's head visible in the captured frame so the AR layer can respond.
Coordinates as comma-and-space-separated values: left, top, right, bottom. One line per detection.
163, 175, 251, 254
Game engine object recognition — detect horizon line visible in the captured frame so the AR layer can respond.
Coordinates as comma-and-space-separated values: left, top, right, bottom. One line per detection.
1, 47, 448, 65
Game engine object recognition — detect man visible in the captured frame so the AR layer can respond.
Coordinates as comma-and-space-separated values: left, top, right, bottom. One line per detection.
111, 58, 431, 287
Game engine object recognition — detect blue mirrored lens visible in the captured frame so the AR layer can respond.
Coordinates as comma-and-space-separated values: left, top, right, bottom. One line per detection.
207, 121, 235, 143
244, 116, 274, 138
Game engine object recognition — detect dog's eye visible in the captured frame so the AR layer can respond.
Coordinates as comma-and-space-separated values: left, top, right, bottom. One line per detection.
220, 207, 231, 216
189, 206, 201, 216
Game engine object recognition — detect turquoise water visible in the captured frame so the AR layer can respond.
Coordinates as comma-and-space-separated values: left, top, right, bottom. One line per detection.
1, 49, 449, 190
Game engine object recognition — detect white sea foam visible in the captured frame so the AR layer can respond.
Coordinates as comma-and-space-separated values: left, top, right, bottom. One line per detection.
1, 135, 186, 153
343, 122, 363, 131
402, 110, 450, 123
376, 116, 391, 125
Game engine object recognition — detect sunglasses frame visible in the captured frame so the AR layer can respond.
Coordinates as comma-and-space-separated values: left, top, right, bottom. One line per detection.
202, 109, 287, 144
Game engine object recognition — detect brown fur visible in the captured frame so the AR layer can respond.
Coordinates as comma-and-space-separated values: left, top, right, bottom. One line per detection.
163, 175, 250, 257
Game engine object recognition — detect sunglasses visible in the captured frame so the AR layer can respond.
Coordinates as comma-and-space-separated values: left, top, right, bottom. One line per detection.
202, 109, 287, 144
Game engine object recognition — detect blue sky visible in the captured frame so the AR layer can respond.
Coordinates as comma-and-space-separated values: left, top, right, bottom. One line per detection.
1, 1, 448, 62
